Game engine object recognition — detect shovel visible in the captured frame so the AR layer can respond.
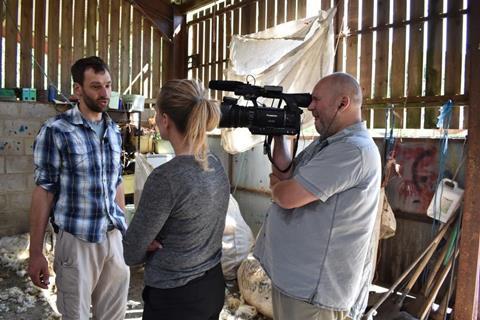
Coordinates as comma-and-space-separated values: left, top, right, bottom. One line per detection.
364, 213, 457, 319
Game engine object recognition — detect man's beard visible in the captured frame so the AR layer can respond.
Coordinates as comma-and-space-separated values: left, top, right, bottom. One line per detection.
83, 93, 109, 113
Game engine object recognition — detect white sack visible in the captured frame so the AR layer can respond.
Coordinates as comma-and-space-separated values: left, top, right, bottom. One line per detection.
221, 195, 255, 280
222, 8, 336, 154
237, 255, 273, 318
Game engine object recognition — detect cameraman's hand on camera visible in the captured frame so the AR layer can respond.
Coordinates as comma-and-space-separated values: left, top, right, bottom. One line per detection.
269, 173, 281, 190
272, 136, 293, 179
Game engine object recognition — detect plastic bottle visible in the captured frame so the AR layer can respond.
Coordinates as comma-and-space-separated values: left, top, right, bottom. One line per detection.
427, 178, 464, 223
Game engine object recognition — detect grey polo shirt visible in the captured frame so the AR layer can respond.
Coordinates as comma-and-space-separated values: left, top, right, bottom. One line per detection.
254, 122, 381, 311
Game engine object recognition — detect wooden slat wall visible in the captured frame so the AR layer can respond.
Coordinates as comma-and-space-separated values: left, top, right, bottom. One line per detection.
345, 0, 358, 79
73, 0, 86, 62
47, 0, 59, 88
360, 0, 374, 127
424, 0, 443, 129
188, 0, 311, 99
152, 29, 162, 95
266, 0, 275, 28
373, 0, 389, 129
197, 11, 205, 85
186, 0, 469, 131
0, 1, 4, 86
277, 0, 285, 25
0, 0, 165, 99
335, 0, 345, 71
216, 2, 225, 100
406, 0, 424, 129
60, 0, 73, 95
98, 0, 110, 61
258, 0, 266, 32
110, 0, 120, 89
131, 10, 142, 93
34, 0, 46, 89
390, 0, 406, 128
204, 8, 211, 88
142, 19, 152, 96
20, 0, 33, 88
445, 0, 463, 129
86, 0, 97, 57
5, 0, 19, 87
191, 13, 199, 80
120, 2, 130, 93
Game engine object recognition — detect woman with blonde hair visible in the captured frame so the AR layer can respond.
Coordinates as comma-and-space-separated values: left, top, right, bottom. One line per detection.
124, 79, 230, 319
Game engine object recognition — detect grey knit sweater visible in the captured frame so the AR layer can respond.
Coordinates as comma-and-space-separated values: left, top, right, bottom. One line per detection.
123, 154, 230, 288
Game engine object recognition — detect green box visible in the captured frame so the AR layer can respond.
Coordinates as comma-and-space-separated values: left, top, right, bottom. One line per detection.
21, 88, 37, 101
0, 88, 17, 101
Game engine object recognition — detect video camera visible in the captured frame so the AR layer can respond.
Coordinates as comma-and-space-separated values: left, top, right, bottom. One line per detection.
208, 80, 312, 135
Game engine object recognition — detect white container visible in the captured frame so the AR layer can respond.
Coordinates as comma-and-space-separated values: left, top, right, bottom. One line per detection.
123, 94, 145, 112
108, 91, 120, 109
427, 178, 464, 223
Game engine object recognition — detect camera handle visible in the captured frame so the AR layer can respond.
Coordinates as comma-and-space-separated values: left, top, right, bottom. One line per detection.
264, 133, 300, 173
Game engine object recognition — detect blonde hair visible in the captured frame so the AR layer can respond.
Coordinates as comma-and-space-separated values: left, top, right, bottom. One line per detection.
156, 79, 220, 170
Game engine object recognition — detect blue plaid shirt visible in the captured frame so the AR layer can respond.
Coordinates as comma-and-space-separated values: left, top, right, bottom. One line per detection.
34, 106, 127, 243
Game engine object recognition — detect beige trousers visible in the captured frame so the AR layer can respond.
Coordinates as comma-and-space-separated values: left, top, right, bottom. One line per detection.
272, 286, 348, 320
53, 229, 130, 320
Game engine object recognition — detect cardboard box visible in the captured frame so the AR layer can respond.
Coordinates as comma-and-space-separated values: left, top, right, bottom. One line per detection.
123, 174, 135, 195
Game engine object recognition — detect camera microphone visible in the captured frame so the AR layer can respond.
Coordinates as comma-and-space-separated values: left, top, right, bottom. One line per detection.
208, 80, 245, 92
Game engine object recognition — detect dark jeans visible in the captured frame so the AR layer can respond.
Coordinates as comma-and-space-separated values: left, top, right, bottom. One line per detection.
142, 263, 225, 320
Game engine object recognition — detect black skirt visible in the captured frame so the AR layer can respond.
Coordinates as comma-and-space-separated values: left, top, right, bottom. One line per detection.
142, 263, 225, 320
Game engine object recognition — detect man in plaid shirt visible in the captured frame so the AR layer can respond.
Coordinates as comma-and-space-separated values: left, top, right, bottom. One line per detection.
27, 56, 130, 320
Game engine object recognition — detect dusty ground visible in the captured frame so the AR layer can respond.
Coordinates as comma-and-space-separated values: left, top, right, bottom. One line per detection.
0, 234, 270, 320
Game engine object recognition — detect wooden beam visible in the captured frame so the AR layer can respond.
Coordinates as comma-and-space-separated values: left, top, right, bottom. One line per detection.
86, 0, 98, 56
98, 0, 110, 60
34, 0, 46, 89
5, 0, 19, 88
172, 7, 188, 79
373, 0, 389, 129
142, 19, 152, 96
131, 0, 173, 40
152, 29, 162, 93
20, 0, 33, 88
445, 0, 463, 129
178, 0, 215, 13
47, 0, 60, 87
73, 0, 85, 62
110, 0, 120, 91
120, 1, 131, 93
406, 0, 424, 129
132, 8, 142, 93
60, 0, 73, 95
455, 0, 480, 318
424, 0, 443, 129
345, 0, 358, 78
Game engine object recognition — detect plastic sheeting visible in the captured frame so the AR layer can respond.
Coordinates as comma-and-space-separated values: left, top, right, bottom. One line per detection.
221, 8, 336, 154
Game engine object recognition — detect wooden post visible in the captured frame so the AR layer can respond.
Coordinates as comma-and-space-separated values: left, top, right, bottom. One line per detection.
169, 7, 188, 80
455, 0, 480, 318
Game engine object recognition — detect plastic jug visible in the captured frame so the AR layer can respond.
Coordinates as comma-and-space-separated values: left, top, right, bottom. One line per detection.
427, 178, 464, 223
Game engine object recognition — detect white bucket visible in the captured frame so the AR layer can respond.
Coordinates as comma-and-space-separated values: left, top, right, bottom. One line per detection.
427, 178, 463, 223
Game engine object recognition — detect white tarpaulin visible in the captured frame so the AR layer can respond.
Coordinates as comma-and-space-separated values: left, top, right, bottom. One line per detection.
221, 8, 336, 154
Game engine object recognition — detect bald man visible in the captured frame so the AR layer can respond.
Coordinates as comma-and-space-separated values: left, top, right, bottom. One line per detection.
254, 73, 381, 320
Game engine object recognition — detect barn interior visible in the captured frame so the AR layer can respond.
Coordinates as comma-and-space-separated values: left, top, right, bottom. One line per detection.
0, 0, 478, 319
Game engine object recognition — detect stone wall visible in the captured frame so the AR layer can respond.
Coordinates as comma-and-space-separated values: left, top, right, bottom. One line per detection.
0, 102, 59, 236
0, 102, 158, 237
